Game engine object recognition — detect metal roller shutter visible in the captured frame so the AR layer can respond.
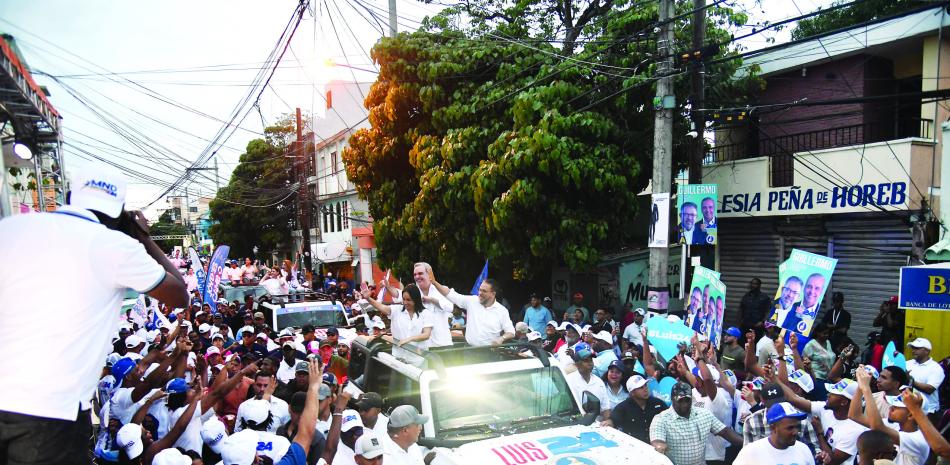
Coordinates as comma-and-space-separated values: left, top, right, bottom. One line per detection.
718, 218, 782, 328
824, 214, 912, 348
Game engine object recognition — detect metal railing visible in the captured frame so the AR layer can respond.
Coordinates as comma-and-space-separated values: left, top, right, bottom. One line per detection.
705, 117, 934, 165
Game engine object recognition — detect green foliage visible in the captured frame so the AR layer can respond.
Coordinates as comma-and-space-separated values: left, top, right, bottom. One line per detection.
208, 115, 297, 258
792, 0, 930, 41
344, 0, 754, 279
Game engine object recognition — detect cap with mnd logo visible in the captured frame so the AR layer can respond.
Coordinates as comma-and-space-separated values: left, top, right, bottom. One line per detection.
68, 164, 128, 218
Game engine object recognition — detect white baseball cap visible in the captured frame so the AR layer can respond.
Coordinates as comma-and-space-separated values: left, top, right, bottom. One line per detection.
116, 423, 144, 459
220, 429, 259, 465
626, 374, 648, 391
198, 323, 211, 333
355, 433, 385, 459
907, 338, 932, 350
206, 346, 221, 357
340, 409, 364, 432
200, 416, 229, 454
68, 164, 127, 218
241, 399, 271, 425
124, 335, 144, 349
593, 331, 613, 344
526, 331, 542, 341
152, 448, 191, 465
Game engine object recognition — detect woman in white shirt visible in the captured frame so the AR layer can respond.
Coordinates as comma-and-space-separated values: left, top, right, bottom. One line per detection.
361, 282, 432, 366
600, 360, 628, 421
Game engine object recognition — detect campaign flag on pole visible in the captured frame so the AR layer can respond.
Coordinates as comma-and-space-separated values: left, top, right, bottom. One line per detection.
202, 245, 230, 308
684, 266, 727, 348
471, 259, 489, 295
188, 247, 205, 291
768, 249, 837, 337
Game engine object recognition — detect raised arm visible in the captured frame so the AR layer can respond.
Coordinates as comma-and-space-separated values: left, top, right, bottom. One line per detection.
774, 335, 789, 383
144, 389, 201, 464
321, 389, 353, 464
291, 361, 324, 453
857, 366, 899, 442
131, 389, 166, 425
202, 362, 258, 413
360, 282, 393, 316
775, 374, 812, 413
904, 388, 950, 459
847, 377, 870, 428
744, 332, 765, 377
642, 329, 657, 379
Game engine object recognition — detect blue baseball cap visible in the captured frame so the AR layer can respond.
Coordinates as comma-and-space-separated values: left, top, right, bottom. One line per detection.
323, 373, 338, 386
111, 357, 137, 381
766, 402, 808, 425
608, 360, 624, 371
572, 342, 594, 360
725, 327, 742, 338
165, 377, 189, 394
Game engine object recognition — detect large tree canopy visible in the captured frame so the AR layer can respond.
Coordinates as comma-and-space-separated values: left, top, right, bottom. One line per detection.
344, 0, 754, 280
208, 116, 298, 258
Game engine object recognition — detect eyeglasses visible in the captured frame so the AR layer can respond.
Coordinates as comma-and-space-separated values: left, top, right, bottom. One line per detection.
782, 287, 801, 296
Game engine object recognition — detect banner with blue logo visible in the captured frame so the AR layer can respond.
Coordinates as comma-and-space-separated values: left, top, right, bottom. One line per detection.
677, 184, 718, 245
767, 249, 837, 337
898, 265, 950, 311
201, 245, 230, 307
188, 247, 205, 291
645, 315, 695, 363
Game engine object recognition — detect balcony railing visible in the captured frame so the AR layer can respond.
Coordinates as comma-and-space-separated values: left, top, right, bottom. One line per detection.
706, 117, 934, 165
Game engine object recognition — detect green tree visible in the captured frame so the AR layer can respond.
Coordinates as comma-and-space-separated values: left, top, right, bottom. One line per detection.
149, 209, 190, 252
792, 0, 930, 40
344, 0, 753, 280
208, 115, 299, 258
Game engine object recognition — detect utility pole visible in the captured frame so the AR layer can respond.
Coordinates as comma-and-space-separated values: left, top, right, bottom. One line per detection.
388, 0, 397, 37
649, 0, 674, 313
295, 107, 313, 274
214, 158, 220, 193
688, 0, 706, 183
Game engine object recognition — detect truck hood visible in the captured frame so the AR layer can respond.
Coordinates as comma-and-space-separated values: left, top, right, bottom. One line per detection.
442, 425, 671, 465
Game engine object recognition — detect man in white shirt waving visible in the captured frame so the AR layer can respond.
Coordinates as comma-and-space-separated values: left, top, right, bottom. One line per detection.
428, 269, 514, 346
0, 165, 189, 465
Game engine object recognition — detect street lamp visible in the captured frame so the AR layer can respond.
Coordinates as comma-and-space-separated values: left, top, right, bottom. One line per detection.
13, 142, 32, 160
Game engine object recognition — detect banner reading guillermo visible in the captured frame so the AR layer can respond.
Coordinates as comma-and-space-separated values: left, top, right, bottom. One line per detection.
685, 266, 726, 349
678, 184, 718, 245
768, 249, 837, 336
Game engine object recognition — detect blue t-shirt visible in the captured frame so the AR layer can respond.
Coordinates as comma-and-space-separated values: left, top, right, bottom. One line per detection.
523, 305, 553, 334
276, 442, 308, 465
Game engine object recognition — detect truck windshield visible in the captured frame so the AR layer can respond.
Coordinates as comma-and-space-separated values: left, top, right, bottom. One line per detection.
430, 366, 577, 432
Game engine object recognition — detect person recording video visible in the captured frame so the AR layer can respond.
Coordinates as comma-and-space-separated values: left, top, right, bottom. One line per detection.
0, 164, 188, 464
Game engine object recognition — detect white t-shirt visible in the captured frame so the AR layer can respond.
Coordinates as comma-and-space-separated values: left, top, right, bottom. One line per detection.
896, 429, 930, 465
810, 402, 867, 465
906, 358, 945, 414
110, 387, 160, 425
693, 387, 733, 461
565, 371, 609, 413
333, 442, 357, 465
382, 432, 425, 465
276, 359, 297, 384
149, 400, 204, 453
420, 284, 454, 347
622, 322, 643, 347
0, 207, 165, 421
225, 266, 243, 282
446, 290, 515, 347
734, 437, 815, 465
234, 397, 291, 433
389, 305, 435, 366
756, 335, 778, 365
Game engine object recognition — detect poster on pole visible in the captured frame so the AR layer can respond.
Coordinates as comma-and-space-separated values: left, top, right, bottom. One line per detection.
649, 193, 670, 248
684, 266, 727, 348
202, 245, 230, 308
188, 246, 205, 292
767, 249, 837, 336
677, 184, 718, 245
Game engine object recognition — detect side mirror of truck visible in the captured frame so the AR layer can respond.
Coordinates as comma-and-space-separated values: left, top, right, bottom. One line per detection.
580, 390, 601, 425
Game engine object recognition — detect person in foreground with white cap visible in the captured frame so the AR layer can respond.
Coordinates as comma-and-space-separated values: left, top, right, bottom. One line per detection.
734, 402, 815, 465
905, 337, 945, 416
332, 409, 366, 465
235, 371, 290, 433
115, 385, 200, 465
0, 164, 189, 464
610, 374, 666, 443
354, 433, 385, 465
382, 405, 427, 465
778, 376, 867, 465
850, 365, 929, 465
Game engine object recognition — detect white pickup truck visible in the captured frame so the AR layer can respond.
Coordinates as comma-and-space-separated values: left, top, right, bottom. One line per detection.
344, 338, 672, 465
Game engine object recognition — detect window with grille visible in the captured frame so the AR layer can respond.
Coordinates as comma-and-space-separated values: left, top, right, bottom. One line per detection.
331, 151, 339, 174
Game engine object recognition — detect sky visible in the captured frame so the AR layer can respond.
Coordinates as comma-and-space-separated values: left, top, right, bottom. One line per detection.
1, 0, 833, 218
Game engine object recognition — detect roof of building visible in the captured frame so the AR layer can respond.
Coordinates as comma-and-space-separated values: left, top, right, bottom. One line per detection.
741, 5, 950, 77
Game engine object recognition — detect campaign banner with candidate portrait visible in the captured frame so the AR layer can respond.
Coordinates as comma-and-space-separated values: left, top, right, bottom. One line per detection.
201, 245, 230, 307
677, 184, 718, 245
768, 249, 837, 336
684, 266, 727, 348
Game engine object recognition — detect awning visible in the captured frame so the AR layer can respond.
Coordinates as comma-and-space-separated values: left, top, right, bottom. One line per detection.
926, 237, 950, 261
